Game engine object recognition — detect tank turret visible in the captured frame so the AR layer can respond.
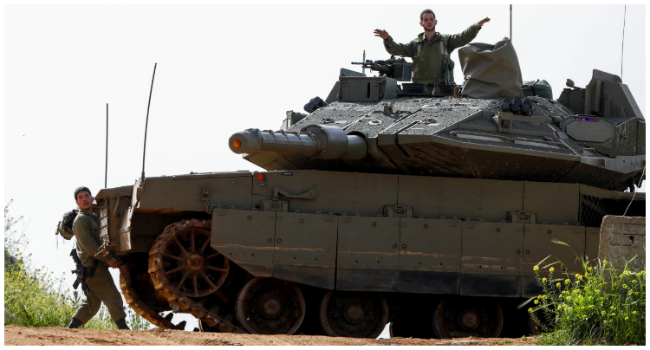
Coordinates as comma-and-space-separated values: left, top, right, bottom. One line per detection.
231, 59, 645, 192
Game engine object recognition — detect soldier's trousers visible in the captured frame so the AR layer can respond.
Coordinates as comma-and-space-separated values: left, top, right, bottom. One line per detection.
72, 263, 126, 323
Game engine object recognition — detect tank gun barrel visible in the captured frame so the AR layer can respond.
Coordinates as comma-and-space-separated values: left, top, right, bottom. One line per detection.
229, 125, 367, 160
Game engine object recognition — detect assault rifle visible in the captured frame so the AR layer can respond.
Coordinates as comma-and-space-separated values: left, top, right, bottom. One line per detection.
70, 249, 93, 313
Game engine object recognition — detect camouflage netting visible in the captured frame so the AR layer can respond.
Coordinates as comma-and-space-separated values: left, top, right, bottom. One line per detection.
580, 193, 645, 227
458, 38, 524, 99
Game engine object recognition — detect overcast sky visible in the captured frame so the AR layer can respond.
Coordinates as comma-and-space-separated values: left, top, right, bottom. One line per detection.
3, 2, 646, 334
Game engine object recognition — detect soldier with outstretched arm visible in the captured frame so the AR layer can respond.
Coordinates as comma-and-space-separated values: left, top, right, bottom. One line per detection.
374, 9, 490, 91
67, 186, 129, 330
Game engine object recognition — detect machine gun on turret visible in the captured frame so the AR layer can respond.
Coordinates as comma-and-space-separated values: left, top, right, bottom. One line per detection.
351, 56, 412, 81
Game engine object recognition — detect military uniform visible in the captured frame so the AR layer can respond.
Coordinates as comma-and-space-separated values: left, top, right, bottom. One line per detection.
383, 25, 480, 85
71, 210, 126, 324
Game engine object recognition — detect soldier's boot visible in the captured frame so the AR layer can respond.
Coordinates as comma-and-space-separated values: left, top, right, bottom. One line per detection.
67, 318, 83, 329
115, 318, 130, 330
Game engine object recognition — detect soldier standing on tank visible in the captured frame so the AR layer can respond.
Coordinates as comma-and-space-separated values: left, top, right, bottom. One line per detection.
374, 9, 490, 92
67, 186, 129, 330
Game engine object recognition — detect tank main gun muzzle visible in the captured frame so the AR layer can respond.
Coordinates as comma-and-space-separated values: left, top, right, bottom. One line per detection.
229, 125, 368, 160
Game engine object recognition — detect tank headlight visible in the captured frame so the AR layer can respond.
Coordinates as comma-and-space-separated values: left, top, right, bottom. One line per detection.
233, 139, 241, 148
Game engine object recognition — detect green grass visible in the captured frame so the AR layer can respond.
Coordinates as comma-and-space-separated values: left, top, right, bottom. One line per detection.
521, 241, 645, 345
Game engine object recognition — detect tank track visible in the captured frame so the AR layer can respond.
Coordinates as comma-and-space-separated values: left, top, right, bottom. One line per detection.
148, 219, 245, 334
118, 265, 179, 330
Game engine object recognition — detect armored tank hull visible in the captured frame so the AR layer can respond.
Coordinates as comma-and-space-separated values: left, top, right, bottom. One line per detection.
96, 62, 645, 338
97, 169, 643, 337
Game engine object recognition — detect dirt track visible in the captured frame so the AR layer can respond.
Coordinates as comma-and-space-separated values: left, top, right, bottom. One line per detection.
4, 325, 536, 346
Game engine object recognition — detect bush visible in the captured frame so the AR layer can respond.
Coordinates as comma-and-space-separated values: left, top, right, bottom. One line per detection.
522, 241, 646, 345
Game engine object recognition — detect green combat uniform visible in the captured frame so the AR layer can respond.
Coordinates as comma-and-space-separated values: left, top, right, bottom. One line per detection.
71, 210, 126, 324
383, 25, 481, 85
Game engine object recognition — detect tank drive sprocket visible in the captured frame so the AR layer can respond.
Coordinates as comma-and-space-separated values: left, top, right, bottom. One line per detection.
148, 219, 244, 333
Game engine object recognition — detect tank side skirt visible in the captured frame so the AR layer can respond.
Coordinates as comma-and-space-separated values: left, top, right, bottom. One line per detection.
127, 172, 643, 299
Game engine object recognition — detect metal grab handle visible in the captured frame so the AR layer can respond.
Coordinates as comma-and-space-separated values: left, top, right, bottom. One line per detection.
273, 187, 316, 200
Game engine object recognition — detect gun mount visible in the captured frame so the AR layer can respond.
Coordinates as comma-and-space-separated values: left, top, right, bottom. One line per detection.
351, 56, 412, 81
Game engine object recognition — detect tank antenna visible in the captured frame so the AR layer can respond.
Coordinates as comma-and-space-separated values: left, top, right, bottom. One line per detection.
620, 5, 626, 80
141, 63, 157, 182
105, 103, 108, 188
509, 5, 512, 42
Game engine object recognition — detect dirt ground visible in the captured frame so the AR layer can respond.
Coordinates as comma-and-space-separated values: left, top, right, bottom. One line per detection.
4, 325, 536, 346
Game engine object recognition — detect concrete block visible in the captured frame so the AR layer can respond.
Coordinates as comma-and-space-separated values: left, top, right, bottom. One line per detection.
598, 216, 645, 271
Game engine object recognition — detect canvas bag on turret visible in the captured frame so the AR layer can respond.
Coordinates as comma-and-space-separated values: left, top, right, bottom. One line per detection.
458, 38, 524, 98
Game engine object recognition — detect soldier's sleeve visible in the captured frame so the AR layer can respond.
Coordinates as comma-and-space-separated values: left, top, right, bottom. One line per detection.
447, 25, 481, 52
383, 36, 415, 58
73, 217, 113, 263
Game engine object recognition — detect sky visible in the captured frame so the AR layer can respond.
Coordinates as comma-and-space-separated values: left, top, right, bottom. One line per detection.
3, 2, 646, 335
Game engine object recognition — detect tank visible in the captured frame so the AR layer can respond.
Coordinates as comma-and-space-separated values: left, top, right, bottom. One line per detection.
94, 54, 645, 339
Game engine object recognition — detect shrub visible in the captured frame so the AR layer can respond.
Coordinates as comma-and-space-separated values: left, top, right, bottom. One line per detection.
522, 240, 645, 345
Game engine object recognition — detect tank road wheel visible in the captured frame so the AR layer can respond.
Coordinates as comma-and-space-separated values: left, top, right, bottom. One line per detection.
151, 220, 230, 298
432, 297, 503, 338
319, 291, 389, 338
236, 278, 306, 334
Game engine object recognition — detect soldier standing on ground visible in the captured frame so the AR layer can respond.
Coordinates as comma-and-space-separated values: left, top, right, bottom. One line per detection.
374, 9, 490, 90
67, 186, 129, 330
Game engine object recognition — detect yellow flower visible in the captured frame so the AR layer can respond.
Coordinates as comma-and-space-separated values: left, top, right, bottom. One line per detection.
575, 274, 583, 280
542, 277, 547, 283
588, 267, 593, 272
625, 316, 629, 321
632, 280, 638, 284
567, 296, 572, 301
556, 282, 562, 288
584, 272, 589, 277
601, 311, 606, 316
534, 299, 539, 304
565, 279, 571, 285
595, 289, 600, 293
528, 307, 533, 312
632, 311, 637, 315
542, 294, 547, 299
549, 267, 555, 273
611, 313, 616, 316
534, 265, 540, 272
623, 284, 628, 289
